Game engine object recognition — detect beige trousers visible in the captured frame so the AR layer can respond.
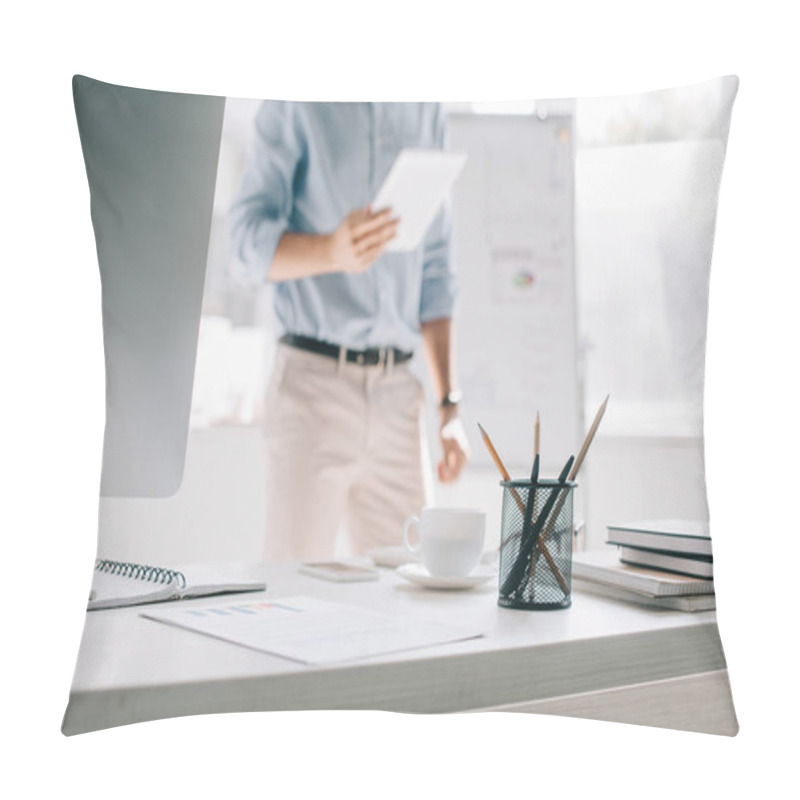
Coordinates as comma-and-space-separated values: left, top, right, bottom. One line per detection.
261, 343, 431, 563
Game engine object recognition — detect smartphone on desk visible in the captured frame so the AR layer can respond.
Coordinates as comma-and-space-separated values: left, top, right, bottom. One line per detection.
298, 561, 381, 583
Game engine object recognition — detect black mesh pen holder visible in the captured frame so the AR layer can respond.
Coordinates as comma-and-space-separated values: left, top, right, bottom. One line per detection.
498, 479, 576, 610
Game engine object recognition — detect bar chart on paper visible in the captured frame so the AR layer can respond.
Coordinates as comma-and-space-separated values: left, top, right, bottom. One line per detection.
142, 596, 483, 665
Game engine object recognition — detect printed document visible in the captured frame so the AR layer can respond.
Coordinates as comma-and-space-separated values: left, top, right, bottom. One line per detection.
142, 595, 483, 665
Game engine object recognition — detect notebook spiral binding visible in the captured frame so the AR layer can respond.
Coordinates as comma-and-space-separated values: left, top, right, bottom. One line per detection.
94, 560, 187, 589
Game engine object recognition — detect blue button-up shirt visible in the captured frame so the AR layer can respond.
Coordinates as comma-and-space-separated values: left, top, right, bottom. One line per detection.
229, 101, 456, 352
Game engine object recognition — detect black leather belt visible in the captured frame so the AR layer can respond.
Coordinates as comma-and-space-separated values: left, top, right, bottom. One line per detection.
280, 334, 413, 366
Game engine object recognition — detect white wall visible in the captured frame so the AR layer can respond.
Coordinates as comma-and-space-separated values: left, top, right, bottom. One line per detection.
98, 428, 266, 565
97, 427, 708, 565
101, 101, 723, 567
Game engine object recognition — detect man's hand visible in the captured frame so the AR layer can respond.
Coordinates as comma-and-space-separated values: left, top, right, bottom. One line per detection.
326, 206, 399, 274
438, 406, 470, 483
268, 207, 397, 282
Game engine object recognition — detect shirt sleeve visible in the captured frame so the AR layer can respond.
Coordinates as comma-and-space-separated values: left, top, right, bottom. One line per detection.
228, 101, 304, 284
419, 104, 457, 323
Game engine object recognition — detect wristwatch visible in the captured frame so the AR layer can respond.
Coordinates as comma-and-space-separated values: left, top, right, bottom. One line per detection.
440, 389, 463, 409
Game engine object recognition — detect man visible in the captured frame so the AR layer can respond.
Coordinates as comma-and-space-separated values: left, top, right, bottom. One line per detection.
229, 101, 468, 562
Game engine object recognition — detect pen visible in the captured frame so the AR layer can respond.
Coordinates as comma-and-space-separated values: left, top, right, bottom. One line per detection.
528, 412, 541, 583
501, 454, 574, 598
521, 453, 540, 547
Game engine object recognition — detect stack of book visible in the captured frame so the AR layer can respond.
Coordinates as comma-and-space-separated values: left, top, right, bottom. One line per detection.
572, 519, 715, 612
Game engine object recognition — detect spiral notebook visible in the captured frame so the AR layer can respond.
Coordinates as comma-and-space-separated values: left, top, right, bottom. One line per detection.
88, 560, 266, 610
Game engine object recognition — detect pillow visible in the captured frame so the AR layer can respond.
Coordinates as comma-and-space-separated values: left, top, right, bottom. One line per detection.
63, 74, 739, 737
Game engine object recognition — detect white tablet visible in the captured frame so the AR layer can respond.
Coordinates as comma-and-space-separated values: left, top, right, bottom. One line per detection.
372, 148, 467, 252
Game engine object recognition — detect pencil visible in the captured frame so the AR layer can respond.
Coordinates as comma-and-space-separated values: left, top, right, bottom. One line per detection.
535, 395, 610, 551
569, 394, 609, 480
477, 423, 522, 509
477, 423, 569, 594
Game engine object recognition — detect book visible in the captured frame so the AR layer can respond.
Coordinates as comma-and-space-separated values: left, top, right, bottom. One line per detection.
572, 577, 716, 612
571, 549, 714, 597
88, 560, 266, 610
616, 546, 713, 579
606, 519, 713, 556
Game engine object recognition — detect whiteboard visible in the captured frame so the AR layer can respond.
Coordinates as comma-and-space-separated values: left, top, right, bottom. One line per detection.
447, 114, 581, 474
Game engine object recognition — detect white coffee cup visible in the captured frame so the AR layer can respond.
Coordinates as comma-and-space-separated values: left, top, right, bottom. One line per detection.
403, 508, 486, 577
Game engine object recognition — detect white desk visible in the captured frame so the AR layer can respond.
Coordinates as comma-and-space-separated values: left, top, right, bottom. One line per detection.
63, 562, 737, 736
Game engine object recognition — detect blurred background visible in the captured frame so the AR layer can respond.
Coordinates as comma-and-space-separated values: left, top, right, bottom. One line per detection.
97, 78, 736, 564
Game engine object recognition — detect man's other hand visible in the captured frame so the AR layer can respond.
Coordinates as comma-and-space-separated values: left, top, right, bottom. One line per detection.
438, 409, 470, 483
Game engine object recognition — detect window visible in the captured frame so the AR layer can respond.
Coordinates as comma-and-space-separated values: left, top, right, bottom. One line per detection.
191, 99, 273, 429
574, 80, 735, 437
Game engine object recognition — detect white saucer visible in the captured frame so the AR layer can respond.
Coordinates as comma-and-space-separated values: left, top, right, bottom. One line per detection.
369, 545, 418, 568
396, 563, 497, 590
